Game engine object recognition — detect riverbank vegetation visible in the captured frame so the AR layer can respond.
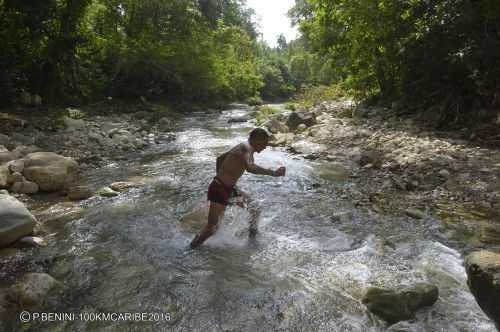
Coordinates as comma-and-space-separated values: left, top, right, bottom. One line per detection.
1, 0, 499, 126
0, 0, 314, 108
1, 1, 263, 105
289, 0, 500, 125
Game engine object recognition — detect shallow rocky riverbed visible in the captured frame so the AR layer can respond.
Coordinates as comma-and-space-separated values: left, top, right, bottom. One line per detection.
0, 101, 499, 331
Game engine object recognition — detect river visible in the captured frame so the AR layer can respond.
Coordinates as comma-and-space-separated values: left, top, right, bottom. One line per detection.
24, 104, 494, 331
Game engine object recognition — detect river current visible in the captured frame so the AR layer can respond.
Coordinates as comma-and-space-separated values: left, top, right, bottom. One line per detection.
28, 105, 494, 331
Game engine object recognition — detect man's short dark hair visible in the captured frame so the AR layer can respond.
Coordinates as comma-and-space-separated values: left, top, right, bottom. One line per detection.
249, 127, 270, 141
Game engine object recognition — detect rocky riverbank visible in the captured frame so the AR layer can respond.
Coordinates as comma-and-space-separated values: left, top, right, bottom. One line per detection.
259, 100, 500, 326
0, 100, 179, 279
0, 100, 178, 170
261, 100, 500, 249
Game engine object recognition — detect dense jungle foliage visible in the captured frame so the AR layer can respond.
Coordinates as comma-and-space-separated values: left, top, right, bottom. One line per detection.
0, 0, 308, 105
0, 0, 260, 104
1, 0, 499, 125
290, 0, 500, 124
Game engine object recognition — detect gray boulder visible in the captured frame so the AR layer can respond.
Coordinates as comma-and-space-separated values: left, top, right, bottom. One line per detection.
362, 283, 439, 324
7, 172, 24, 186
12, 145, 41, 159
0, 165, 8, 189
465, 251, 500, 328
6, 159, 24, 173
62, 116, 86, 131
110, 181, 138, 192
0, 146, 15, 164
263, 118, 288, 133
0, 194, 37, 247
286, 111, 317, 131
22, 152, 79, 192
10, 181, 39, 194
0, 134, 10, 147
158, 117, 174, 129
10, 133, 34, 146
67, 187, 93, 201
357, 150, 383, 168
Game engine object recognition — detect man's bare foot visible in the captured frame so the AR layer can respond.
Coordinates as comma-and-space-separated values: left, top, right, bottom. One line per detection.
249, 228, 258, 238
190, 235, 202, 249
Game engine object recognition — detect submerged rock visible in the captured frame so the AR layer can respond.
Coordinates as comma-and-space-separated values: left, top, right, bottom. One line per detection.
362, 283, 439, 324
39, 206, 86, 224
227, 116, 250, 123
479, 224, 500, 244
109, 181, 138, 192
330, 211, 353, 223
465, 251, 500, 327
405, 208, 426, 219
0, 194, 37, 247
438, 169, 451, 178
67, 187, 93, 201
10, 273, 61, 307
179, 204, 209, 233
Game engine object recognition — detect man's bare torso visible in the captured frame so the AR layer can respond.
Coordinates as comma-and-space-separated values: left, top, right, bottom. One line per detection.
216, 142, 253, 186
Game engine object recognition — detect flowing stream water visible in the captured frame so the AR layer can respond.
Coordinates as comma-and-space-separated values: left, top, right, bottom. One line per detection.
26, 105, 494, 331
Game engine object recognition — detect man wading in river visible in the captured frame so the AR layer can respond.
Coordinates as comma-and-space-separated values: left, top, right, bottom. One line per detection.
190, 128, 286, 249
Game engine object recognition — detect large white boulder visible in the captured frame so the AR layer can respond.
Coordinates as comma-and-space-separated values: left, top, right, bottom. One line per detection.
0, 193, 37, 247
465, 251, 500, 327
22, 152, 79, 192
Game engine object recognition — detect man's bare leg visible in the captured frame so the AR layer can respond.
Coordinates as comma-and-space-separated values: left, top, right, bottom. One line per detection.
237, 190, 260, 238
190, 202, 225, 249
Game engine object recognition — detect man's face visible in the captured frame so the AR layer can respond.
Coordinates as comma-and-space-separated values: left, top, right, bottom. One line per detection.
253, 138, 269, 153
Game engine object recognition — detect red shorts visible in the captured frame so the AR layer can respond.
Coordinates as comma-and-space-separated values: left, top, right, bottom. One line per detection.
207, 177, 235, 206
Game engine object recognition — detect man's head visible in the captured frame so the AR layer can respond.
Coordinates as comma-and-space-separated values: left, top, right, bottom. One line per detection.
248, 128, 270, 153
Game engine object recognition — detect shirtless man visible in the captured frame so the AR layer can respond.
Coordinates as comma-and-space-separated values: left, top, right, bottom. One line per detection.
190, 128, 286, 249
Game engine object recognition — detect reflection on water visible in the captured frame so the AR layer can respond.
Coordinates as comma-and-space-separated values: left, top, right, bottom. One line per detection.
25, 106, 494, 331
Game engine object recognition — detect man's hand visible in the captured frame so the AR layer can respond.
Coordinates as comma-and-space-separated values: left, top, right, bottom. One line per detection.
273, 166, 286, 177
